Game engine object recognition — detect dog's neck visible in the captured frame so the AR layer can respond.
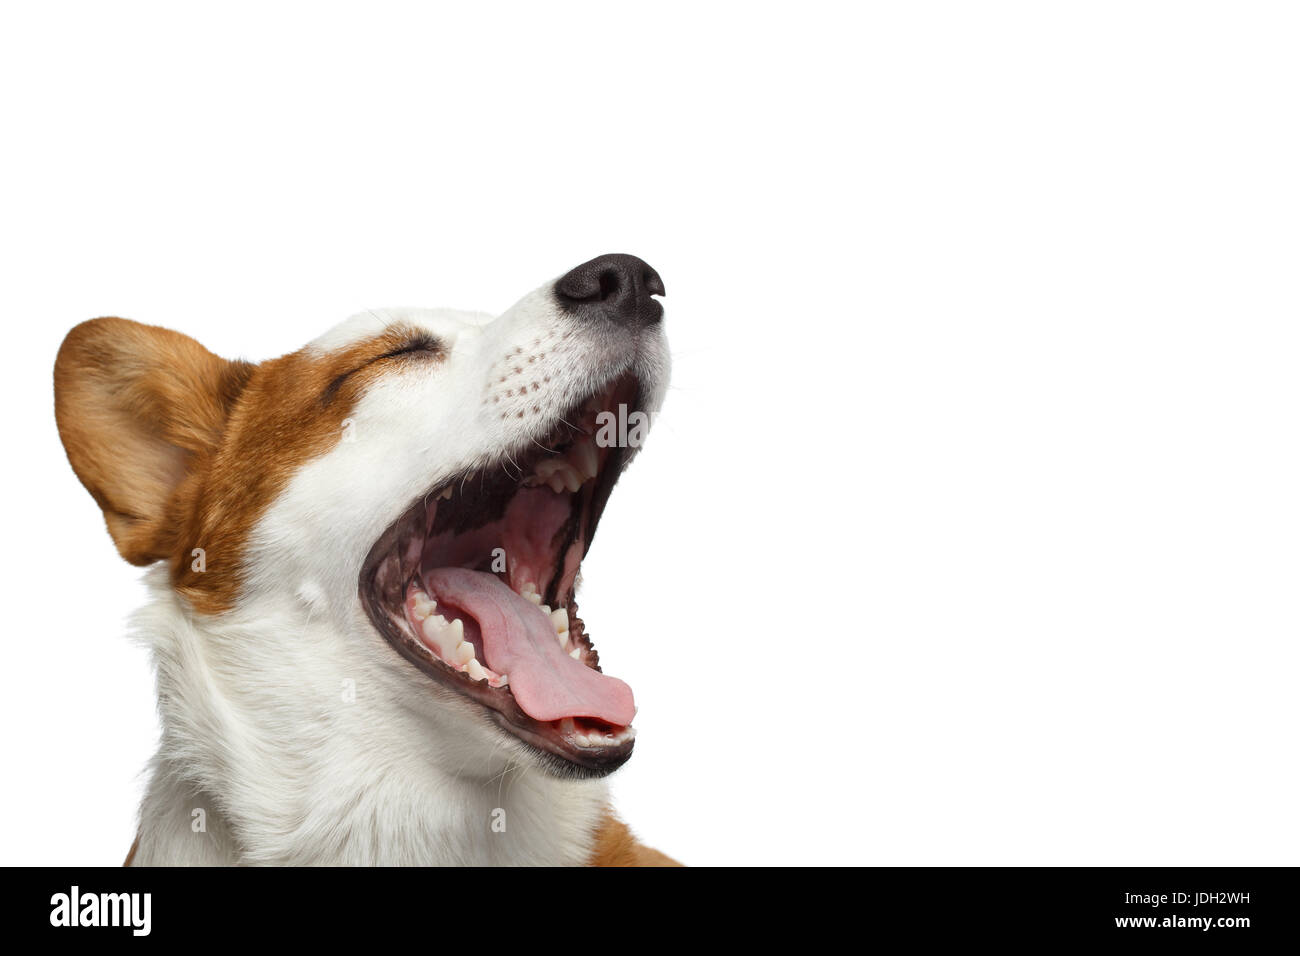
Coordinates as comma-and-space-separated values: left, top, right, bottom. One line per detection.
128, 569, 610, 866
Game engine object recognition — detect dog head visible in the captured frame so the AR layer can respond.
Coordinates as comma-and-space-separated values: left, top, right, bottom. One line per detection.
55, 254, 669, 782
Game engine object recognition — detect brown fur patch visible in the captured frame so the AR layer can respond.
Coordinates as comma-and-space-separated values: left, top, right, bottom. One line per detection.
588, 810, 682, 867
55, 317, 443, 613
55, 318, 254, 566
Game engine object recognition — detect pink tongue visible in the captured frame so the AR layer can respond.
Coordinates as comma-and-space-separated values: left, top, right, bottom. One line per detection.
424, 568, 635, 726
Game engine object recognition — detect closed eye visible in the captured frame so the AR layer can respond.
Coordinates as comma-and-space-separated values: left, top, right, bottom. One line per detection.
373, 333, 443, 363
322, 333, 443, 404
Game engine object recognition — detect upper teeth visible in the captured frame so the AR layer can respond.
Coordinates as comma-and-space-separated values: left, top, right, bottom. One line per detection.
522, 436, 600, 493
571, 440, 598, 480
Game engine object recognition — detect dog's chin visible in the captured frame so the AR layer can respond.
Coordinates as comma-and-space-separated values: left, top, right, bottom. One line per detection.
359, 372, 647, 777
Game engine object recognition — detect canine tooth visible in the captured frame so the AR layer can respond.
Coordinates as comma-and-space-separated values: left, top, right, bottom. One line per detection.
550, 608, 568, 633
570, 439, 598, 479
569, 647, 582, 659
562, 470, 583, 493
454, 641, 475, 665
546, 475, 567, 494
466, 659, 486, 681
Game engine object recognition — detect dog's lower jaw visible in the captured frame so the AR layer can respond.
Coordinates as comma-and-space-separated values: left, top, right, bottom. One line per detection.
128, 569, 620, 866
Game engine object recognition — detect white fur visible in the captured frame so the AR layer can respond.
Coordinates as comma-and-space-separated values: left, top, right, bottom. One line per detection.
129, 275, 669, 865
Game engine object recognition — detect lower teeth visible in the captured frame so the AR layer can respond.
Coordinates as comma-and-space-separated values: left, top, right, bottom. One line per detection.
406, 578, 582, 687
560, 718, 636, 749
409, 589, 507, 687
404, 580, 625, 745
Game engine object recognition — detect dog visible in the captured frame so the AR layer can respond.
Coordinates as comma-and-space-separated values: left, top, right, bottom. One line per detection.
54, 254, 680, 866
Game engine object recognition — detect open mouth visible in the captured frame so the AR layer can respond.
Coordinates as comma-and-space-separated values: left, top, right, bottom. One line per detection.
359, 373, 646, 774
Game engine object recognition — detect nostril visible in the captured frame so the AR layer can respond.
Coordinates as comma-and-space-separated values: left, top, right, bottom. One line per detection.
597, 268, 622, 302
555, 253, 665, 326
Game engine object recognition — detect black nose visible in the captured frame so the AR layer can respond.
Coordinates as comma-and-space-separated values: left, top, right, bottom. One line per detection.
554, 253, 665, 326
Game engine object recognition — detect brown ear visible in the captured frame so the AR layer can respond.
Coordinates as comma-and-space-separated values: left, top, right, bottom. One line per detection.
54, 317, 253, 565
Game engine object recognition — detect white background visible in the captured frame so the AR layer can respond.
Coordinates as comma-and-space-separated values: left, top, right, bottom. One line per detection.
2, 2, 1297, 866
